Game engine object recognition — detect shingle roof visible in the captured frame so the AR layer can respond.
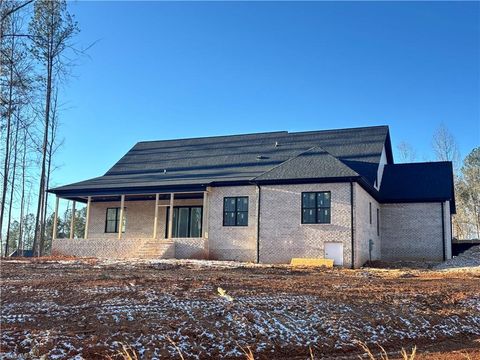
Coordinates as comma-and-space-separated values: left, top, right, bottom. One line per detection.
379, 162, 456, 212
50, 125, 391, 197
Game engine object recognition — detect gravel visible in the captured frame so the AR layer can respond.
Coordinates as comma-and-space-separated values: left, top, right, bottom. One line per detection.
435, 245, 480, 269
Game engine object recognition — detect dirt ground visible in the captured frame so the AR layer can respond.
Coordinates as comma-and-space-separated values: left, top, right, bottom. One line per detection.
1, 258, 479, 359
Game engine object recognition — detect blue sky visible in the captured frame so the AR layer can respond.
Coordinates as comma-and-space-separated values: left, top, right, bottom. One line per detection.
54, 1, 479, 189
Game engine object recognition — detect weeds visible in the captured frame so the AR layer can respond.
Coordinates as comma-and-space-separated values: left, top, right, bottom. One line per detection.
355, 340, 416, 360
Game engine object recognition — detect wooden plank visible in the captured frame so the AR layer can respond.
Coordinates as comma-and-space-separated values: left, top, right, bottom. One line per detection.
153, 193, 159, 239
290, 258, 334, 268
84, 196, 91, 239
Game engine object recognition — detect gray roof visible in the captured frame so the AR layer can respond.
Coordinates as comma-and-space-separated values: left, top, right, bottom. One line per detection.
50, 125, 392, 197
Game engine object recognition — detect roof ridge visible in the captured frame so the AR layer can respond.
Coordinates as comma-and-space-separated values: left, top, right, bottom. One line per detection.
289, 125, 389, 136
386, 161, 453, 166
253, 144, 360, 181
252, 146, 318, 181
136, 130, 289, 144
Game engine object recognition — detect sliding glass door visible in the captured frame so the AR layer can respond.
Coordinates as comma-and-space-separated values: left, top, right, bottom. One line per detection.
166, 206, 203, 238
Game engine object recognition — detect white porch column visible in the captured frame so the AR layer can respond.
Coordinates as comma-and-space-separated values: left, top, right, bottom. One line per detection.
153, 193, 159, 239
202, 190, 209, 239
84, 196, 91, 239
168, 193, 174, 239
52, 196, 59, 240
69, 201, 76, 239
118, 195, 125, 240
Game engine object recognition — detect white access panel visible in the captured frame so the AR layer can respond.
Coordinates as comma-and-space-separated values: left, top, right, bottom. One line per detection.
324, 242, 344, 266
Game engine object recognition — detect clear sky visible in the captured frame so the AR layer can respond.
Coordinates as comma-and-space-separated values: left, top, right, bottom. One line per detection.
54, 1, 479, 190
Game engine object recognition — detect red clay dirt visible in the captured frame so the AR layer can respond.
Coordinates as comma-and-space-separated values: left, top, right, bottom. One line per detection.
1, 258, 479, 359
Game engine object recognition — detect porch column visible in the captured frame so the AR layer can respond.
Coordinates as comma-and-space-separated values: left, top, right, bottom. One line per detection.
202, 190, 209, 239
69, 201, 76, 239
168, 193, 174, 239
52, 196, 59, 240
118, 195, 125, 240
153, 193, 159, 239
84, 196, 91, 239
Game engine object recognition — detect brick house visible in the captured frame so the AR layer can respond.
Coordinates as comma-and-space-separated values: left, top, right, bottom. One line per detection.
48, 125, 455, 268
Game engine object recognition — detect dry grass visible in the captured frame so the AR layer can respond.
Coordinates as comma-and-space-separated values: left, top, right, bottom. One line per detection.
355, 341, 417, 360
105, 343, 139, 360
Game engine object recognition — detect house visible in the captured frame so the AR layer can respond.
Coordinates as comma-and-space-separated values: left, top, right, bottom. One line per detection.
48, 125, 455, 268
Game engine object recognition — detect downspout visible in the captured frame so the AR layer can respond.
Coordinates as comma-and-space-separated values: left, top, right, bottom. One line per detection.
441, 202, 446, 261
350, 181, 355, 269
255, 183, 261, 264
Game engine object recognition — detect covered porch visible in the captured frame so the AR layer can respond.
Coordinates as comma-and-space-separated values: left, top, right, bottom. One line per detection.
51, 190, 210, 259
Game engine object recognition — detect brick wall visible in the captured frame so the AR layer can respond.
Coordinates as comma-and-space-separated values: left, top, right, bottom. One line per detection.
88, 199, 203, 240
52, 238, 175, 258
354, 184, 381, 267
207, 186, 258, 262
380, 202, 451, 261
258, 183, 352, 265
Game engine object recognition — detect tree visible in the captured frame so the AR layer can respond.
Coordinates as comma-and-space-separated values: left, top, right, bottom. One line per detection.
455, 148, 480, 240
29, 0, 78, 256
396, 141, 417, 163
432, 123, 461, 171
0, 1, 33, 255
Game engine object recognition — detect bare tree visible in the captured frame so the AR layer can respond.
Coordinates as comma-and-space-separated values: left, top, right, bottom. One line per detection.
0, 2, 32, 255
29, 0, 78, 256
432, 123, 461, 170
396, 141, 417, 163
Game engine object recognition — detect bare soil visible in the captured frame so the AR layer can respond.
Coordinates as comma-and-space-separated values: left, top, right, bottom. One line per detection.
1, 258, 479, 359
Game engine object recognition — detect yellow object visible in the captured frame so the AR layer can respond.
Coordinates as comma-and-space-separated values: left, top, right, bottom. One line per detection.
290, 258, 334, 267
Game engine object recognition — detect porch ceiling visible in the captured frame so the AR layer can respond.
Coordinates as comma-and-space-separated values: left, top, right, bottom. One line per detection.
58, 191, 205, 203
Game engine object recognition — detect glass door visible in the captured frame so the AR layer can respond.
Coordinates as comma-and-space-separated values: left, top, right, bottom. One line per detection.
166, 206, 203, 238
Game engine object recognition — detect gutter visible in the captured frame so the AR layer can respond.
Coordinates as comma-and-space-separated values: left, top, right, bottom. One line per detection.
441, 202, 446, 261
255, 183, 261, 264
350, 181, 355, 269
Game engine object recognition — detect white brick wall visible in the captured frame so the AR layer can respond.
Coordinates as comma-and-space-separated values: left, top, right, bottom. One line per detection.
52, 238, 175, 258
207, 186, 258, 262
354, 184, 381, 267
59, 185, 452, 266
380, 202, 451, 261
258, 183, 352, 265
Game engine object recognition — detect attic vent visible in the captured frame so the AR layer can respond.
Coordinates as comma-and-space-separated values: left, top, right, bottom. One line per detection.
275, 141, 279, 147
256, 155, 267, 160
163, 169, 167, 174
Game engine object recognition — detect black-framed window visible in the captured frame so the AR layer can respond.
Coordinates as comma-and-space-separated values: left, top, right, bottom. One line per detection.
301, 192, 331, 224
223, 197, 248, 226
376, 208, 380, 236
369, 202, 372, 224
166, 206, 203, 238
105, 207, 126, 233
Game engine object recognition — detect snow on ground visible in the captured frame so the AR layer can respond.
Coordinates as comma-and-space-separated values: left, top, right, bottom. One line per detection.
435, 245, 480, 270
1, 258, 480, 359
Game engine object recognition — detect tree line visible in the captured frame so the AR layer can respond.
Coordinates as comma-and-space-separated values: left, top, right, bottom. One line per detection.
398, 125, 479, 240
0, 0, 81, 256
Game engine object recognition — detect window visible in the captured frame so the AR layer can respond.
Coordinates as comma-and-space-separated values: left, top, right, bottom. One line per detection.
302, 192, 331, 224
166, 206, 203, 238
223, 197, 249, 226
369, 202, 372, 224
376, 208, 380, 236
105, 207, 126, 233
